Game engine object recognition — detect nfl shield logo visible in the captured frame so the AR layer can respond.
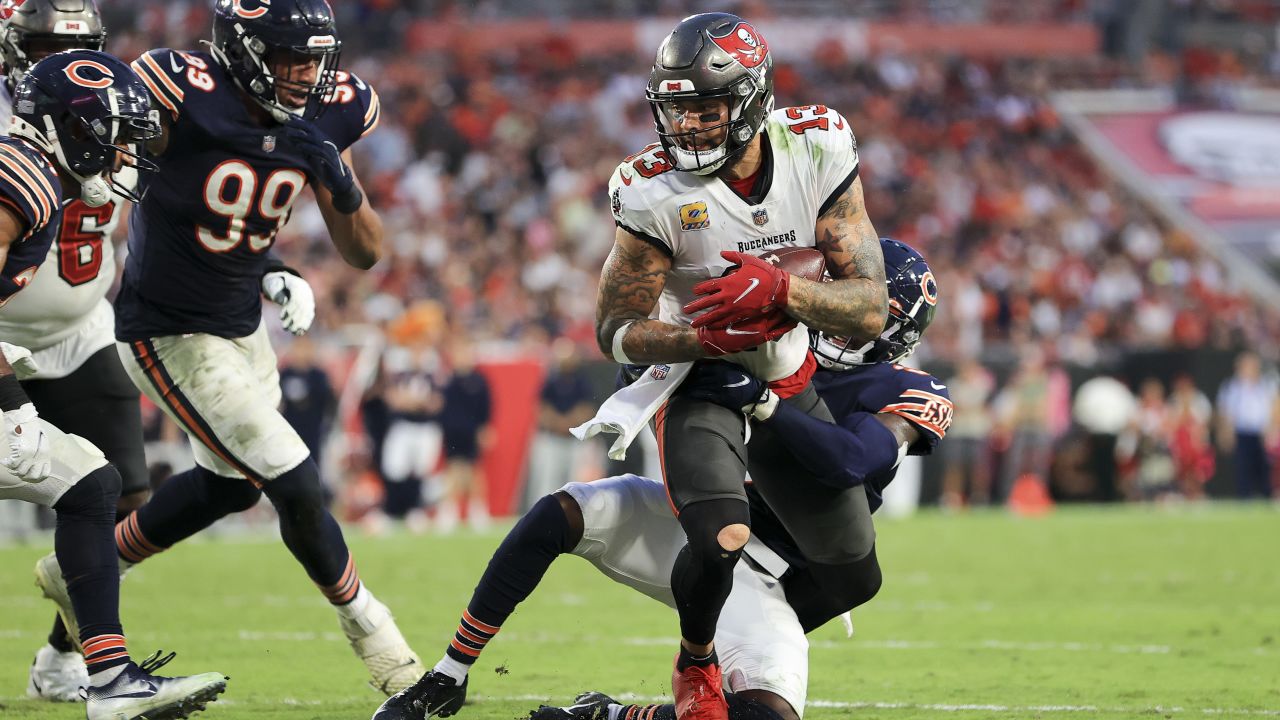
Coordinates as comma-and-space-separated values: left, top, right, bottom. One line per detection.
650, 364, 670, 381
262, 135, 276, 152
752, 208, 768, 226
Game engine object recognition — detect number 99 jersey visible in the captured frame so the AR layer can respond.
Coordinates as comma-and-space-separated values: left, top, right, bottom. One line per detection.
114, 48, 380, 342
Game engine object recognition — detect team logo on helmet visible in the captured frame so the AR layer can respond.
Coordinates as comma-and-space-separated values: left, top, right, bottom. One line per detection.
232, 0, 270, 19
63, 59, 114, 89
709, 22, 768, 70
921, 271, 938, 306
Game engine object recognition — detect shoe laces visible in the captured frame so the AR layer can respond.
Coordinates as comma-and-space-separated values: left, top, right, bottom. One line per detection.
138, 650, 177, 674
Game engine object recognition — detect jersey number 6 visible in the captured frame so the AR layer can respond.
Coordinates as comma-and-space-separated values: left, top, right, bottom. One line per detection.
197, 160, 306, 253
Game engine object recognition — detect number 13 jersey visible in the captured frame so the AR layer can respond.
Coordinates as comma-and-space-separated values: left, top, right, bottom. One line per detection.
608, 105, 858, 382
115, 48, 380, 342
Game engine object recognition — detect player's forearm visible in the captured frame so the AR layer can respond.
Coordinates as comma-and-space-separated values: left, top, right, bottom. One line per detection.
598, 317, 706, 364
785, 275, 886, 342
762, 403, 899, 489
320, 191, 382, 269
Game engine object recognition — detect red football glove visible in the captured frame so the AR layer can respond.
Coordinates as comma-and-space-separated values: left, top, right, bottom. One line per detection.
685, 251, 791, 329
696, 309, 799, 357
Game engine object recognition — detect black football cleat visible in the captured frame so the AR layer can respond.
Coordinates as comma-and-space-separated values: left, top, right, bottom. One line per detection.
372, 670, 467, 720
528, 691, 617, 720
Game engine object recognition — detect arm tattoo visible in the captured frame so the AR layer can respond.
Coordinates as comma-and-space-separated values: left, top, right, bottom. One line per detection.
594, 232, 704, 363
786, 177, 888, 341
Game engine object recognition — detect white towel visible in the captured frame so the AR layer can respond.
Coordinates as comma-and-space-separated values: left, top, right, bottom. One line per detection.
571, 362, 692, 460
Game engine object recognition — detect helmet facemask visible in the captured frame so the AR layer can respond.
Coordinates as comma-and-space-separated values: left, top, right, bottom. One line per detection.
208, 20, 340, 124
647, 75, 770, 175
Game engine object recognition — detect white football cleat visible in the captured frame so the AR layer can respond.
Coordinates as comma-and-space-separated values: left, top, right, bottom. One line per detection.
340, 596, 423, 695
34, 551, 81, 652
27, 644, 89, 702
83, 653, 227, 720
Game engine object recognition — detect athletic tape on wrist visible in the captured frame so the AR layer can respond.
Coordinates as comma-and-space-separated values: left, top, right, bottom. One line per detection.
0, 374, 30, 412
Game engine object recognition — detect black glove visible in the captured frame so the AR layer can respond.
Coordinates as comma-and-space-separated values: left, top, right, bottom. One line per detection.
282, 117, 363, 214
677, 361, 773, 418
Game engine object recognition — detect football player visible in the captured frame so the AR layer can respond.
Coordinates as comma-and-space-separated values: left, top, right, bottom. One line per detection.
0, 0, 199, 699
374, 239, 950, 720
33, 0, 421, 695
593, 14, 888, 719
0, 49, 228, 720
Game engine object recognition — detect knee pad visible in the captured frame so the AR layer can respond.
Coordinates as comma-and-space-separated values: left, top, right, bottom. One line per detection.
261, 461, 325, 512
678, 498, 751, 558
810, 545, 883, 611
54, 464, 122, 519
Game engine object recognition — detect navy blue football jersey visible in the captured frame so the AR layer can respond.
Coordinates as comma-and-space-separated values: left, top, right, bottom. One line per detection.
747, 362, 953, 571
0, 137, 62, 306
115, 49, 380, 341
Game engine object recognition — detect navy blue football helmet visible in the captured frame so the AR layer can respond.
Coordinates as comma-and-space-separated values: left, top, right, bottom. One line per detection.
209, 0, 341, 123
9, 49, 160, 206
811, 238, 938, 369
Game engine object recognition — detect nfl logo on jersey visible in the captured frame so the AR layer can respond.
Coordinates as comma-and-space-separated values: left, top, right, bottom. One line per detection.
752, 208, 769, 226
650, 364, 670, 380
262, 135, 277, 153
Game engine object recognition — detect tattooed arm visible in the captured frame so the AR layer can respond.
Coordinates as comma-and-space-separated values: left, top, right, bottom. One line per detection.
594, 228, 707, 364
784, 177, 887, 342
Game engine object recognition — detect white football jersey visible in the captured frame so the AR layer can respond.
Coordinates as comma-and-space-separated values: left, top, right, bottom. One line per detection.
608, 105, 859, 381
0, 78, 121, 375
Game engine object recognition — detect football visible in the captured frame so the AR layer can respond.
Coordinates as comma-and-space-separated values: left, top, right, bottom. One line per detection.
758, 246, 826, 282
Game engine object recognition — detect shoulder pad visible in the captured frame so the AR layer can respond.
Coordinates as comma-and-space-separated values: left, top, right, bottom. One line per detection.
0, 139, 59, 240
318, 71, 380, 150
607, 143, 674, 252
772, 105, 859, 208
130, 48, 217, 120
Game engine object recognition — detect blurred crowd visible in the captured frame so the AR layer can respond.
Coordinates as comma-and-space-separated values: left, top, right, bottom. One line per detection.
46, 1, 1280, 526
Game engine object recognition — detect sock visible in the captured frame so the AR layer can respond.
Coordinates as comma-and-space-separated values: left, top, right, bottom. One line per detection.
433, 655, 470, 684
261, 460, 356, 597
443, 494, 574, 668
118, 466, 261, 563
83, 634, 130, 680
675, 646, 718, 673
48, 616, 74, 653
53, 466, 129, 675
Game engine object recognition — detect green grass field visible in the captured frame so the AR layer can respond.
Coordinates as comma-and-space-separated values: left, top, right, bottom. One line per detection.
2, 504, 1278, 719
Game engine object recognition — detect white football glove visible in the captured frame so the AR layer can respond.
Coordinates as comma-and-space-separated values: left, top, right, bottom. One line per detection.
0, 342, 40, 380
262, 270, 315, 336
3, 403, 51, 482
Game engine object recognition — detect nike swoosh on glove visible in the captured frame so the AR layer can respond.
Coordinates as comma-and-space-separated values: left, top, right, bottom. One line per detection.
696, 308, 798, 357
281, 117, 363, 214
262, 270, 316, 335
685, 250, 791, 328
3, 403, 51, 482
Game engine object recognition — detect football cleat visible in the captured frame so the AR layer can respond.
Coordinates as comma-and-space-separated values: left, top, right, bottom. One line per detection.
83, 652, 227, 720
34, 551, 81, 652
528, 691, 617, 720
371, 670, 467, 720
27, 644, 89, 702
341, 597, 424, 695
672, 654, 728, 720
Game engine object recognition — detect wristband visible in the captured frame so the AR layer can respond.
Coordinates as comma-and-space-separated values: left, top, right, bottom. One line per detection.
611, 321, 636, 364
0, 374, 30, 412
333, 185, 364, 214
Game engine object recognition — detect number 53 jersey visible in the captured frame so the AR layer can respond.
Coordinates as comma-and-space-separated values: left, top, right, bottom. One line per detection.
115, 48, 380, 342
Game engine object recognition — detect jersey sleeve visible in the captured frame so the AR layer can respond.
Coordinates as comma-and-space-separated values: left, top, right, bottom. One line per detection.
0, 142, 58, 241
786, 105, 859, 216
877, 365, 953, 454
607, 148, 673, 256
320, 71, 380, 151
129, 48, 190, 121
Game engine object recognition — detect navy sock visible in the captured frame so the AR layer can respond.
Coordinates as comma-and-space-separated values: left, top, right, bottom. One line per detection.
615, 692, 786, 720
261, 460, 356, 600
444, 494, 575, 665
52, 465, 131, 672
119, 466, 261, 563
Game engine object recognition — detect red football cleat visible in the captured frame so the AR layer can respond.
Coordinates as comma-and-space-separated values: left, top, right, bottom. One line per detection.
672, 653, 728, 720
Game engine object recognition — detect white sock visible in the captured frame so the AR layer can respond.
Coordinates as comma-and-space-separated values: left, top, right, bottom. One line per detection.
88, 663, 127, 687
335, 584, 372, 620
433, 655, 470, 684
606, 705, 625, 720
